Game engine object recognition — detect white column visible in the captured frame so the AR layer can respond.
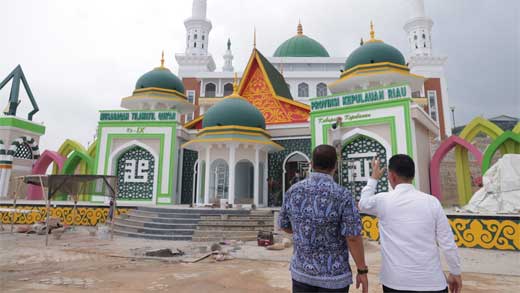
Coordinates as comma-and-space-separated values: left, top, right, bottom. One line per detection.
253, 147, 260, 207
228, 145, 236, 206
0, 169, 7, 196
2, 169, 12, 196
195, 158, 202, 205
203, 146, 211, 204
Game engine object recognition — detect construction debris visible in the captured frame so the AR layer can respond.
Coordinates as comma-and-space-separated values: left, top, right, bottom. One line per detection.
145, 248, 185, 258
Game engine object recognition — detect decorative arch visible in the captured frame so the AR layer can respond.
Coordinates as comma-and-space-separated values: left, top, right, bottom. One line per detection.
87, 139, 98, 160
109, 140, 159, 202
282, 151, 310, 197
27, 150, 66, 200
455, 117, 505, 204
7, 136, 39, 160
53, 139, 87, 174
340, 129, 391, 200
62, 151, 94, 175
481, 131, 520, 174
429, 135, 483, 204
341, 128, 392, 156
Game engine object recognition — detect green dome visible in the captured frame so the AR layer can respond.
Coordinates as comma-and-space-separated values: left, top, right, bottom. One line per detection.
273, 23, 329, 57
203, 97, 266, 129
135, 67, 185, 93
344, 41, 406, 70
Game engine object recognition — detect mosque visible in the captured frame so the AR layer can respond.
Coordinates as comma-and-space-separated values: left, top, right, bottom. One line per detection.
1, 0, 450, 208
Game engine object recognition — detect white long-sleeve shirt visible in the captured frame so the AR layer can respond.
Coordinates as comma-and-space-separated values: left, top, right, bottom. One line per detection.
359, 178, 461, 291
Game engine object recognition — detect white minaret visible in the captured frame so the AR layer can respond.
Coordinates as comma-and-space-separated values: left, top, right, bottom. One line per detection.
404, 0, 451, 138
222, 38, 234, 72
175, 0, 216, 76
404, 0, 433, 56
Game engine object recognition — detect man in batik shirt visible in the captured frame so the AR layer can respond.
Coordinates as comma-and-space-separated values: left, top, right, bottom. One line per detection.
279, 144, 368, 293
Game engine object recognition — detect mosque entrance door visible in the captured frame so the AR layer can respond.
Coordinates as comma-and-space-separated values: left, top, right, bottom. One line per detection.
283, 152, 310, 194
209, 159, 228, 204
340, 136, 388, 201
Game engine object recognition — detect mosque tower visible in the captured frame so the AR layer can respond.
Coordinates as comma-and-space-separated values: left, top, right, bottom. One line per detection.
222, 38, 234, 72
175, 0, 216, 76
404, 0, 451, 139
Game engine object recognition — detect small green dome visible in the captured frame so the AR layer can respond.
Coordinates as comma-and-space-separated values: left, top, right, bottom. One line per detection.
135, 67, 185, 93
344, 41, 406, 70
273, 23, 329, 57
203, 97, 266, 129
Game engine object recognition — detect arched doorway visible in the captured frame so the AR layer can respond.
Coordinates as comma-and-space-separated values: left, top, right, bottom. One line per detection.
235, 159, 254, 204
341, 135, 388, 201
283, 152, 310, 194
116, 146, 156, 200
209, 159, 228, 204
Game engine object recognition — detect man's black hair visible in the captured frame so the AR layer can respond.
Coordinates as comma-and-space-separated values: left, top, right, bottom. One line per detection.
312, 144, 337, 171
388, 154, 415, 179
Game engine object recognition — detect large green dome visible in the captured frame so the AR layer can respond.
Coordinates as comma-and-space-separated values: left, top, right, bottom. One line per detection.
273, 23, 329, 57
203, 97, 266, 129
344, 41, 406, 70
135, 66, 185, 93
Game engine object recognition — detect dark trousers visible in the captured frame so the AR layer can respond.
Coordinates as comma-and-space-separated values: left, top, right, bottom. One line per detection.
382, 285, 448, 293
292, 279, 349, 292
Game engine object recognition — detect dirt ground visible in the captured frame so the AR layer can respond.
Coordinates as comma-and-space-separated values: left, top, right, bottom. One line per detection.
1, 228, 519, 292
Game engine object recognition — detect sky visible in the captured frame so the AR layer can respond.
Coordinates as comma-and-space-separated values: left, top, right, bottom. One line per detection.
1, 0, 519, 152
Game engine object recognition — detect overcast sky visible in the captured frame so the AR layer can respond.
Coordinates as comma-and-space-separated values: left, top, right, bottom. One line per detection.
1, 0, 519, 152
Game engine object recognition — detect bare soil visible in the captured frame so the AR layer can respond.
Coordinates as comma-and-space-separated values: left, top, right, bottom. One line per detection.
1, 228, 519, 292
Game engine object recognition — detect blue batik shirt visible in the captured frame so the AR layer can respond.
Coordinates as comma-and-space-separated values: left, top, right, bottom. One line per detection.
278, 172, 362, 289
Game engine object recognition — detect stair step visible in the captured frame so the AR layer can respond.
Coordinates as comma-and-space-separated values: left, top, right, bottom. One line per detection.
129, 209, 201, 219
137, 206, 250, 215
200, 215, 273, 221
114, 222, 195, 236
197, 220, 273, 226
196, 225, 273, 231
115, 218, 197, 230
114, 230, 192, 241
120, 213, 200, 224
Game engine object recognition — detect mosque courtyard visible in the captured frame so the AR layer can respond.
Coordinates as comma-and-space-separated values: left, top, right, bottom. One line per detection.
1, 228, 519, 292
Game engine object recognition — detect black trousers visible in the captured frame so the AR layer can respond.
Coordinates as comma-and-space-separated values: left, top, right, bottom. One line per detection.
292, 279, 349, 292
382, 285, 448, 293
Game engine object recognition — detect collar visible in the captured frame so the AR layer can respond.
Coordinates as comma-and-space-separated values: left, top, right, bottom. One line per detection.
310, 172, 334, 181
394, 183, 415, 192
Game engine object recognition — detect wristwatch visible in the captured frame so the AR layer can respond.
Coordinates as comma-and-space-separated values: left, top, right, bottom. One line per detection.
357, 267, 369, 275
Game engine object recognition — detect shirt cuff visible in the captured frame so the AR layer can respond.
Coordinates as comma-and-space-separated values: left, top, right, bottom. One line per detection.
366, 177, 378, 188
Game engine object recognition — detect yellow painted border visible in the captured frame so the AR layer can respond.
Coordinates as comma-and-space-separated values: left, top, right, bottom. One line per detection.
182, 137, 283, 150
132, 87, 187, 99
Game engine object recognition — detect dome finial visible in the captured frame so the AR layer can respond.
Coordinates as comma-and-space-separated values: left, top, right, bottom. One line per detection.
253, 26, 257, 48
297, 20, 303, 36
232, 72, 239, 93
227, 38, 231, 50
370, 21, 375, 40
160, 50, 165, 68
360, 37, 364, 46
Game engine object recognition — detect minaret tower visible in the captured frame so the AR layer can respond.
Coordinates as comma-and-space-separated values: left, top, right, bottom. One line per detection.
404, 0, 451, 139
222, 38, 234, 72
175, 0, 216, 76
404, 0, 433, 56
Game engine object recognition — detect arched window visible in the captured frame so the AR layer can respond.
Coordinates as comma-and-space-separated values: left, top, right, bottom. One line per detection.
414, 35, 417, 40
14, 143, 33, 159
223, 83, 233, 96
202, 44, 204, 49
194, 34, 198, 39
194, 42, 196, 48
202, 35, 205, 40
422, 33, 426, 39
298, 83, 309, 98
205, 83, 216, 97
316, 83, 327, 97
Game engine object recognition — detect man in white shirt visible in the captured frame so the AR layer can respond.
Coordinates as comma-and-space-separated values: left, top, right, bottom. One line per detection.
359, 154, 462, 293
